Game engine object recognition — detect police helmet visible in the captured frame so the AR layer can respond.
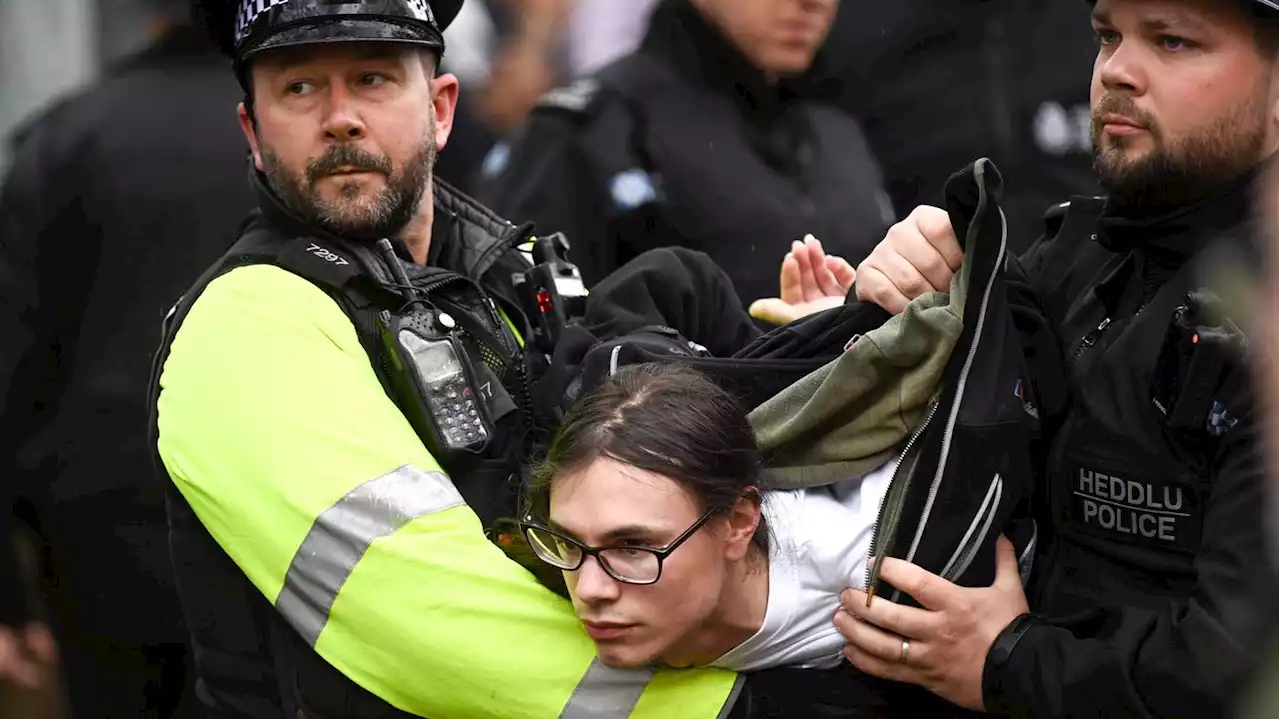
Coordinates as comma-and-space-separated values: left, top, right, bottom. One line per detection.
197, 0, 463, 81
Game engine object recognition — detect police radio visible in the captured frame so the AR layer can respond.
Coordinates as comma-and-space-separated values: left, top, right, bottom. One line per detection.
375, 239, 493, 460
513, 232, 588, 355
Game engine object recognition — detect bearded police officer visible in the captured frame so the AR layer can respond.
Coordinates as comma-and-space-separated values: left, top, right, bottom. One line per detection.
149, 1, 866, 717
823, 0, 1279, 715
473, 0, 894, 309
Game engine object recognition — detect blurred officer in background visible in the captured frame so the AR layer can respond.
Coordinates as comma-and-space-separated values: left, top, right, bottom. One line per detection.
0, 0, 254, 715
475, 0, 894, 308
827, 0, 1102, 254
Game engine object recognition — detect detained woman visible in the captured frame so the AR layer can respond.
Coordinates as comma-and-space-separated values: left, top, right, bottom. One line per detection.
519, 362, 896, 671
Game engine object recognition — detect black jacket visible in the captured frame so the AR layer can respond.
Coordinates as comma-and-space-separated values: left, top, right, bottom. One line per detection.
0, 26, 254, 640
982, 160, 1278, 717
539, 159, 1047, 719
474, 0, 893, 308
827, 0, 1101, 254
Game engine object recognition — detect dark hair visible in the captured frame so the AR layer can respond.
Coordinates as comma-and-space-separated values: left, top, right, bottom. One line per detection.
527, 363, 769, 554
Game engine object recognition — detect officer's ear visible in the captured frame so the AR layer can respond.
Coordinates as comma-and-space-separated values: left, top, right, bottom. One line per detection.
429, 71, 460, 153
237, 101, 265, 172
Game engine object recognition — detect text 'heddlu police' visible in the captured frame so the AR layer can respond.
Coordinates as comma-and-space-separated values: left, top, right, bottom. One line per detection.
1075, 468, 1189, 544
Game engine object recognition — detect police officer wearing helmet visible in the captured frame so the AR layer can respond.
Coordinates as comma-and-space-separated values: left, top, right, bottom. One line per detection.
150, 0, 745, 716
151, 1, 867, 717
823, 0, 1279, 715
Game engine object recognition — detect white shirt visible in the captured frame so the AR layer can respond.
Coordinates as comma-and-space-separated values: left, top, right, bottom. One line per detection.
710, 458, 897, 672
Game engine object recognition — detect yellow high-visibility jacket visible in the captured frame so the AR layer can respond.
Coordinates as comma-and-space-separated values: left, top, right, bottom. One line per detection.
155, 260, 742, 717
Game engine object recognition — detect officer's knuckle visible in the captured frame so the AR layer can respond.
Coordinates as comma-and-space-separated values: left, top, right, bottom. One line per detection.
899, 274, 928, 297
911, 572, 940, 599
884, 221, 912, 247
916, 250, 947, 277
866, 280, 895, 305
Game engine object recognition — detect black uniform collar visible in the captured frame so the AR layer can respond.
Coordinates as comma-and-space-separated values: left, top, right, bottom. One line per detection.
1095, 154, 1277, 263
639, 0, 835, 123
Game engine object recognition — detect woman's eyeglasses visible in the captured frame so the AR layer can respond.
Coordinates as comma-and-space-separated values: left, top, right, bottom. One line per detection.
520, 509, 717, 585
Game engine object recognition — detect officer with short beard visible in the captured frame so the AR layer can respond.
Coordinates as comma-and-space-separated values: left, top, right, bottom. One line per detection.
821, 0, 1279, 715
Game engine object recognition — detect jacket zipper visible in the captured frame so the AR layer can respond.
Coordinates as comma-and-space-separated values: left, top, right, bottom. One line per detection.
1070, 263, 1161, 364
864, 201, 1008, 603
898, 206, 1009, 580
864, 401, 938, 602
1071, 316, 1111, 364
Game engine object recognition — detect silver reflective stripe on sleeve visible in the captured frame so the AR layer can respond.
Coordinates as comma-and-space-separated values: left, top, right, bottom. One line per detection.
275, 464, 464, 646
559, 659, 655, 719
716, 675, 746, 719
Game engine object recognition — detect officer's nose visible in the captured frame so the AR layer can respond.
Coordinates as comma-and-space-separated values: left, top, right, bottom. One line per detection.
570, 555, 622, 603
320, 83, 367, 141
1098, 40, 1147, 96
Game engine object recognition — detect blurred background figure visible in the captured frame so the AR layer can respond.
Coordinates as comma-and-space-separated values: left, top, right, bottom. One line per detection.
1240, 132, 1278, 719
826, 0, 1101, 252
0, 0, 254, 715
434, 0, 659, 196
475, 0, 894, 308
434, 0, 573, 194
564, 0, 659, 77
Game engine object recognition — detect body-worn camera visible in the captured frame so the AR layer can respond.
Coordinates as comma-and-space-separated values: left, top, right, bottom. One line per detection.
1151, 289, 1248, 459
513, 232, 588, 355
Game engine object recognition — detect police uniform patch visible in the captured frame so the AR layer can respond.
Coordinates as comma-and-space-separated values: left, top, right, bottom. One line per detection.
1206, 400, 1240, 438
1066, 459, 1202, 551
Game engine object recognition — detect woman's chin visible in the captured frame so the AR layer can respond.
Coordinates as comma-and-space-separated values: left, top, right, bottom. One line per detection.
595, 642, 660, 670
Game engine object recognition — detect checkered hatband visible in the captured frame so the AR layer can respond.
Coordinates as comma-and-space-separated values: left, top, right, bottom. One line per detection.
235, 0, 436, 44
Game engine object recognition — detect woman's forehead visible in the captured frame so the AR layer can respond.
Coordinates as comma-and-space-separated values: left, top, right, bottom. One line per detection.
550, 458, 699, 527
